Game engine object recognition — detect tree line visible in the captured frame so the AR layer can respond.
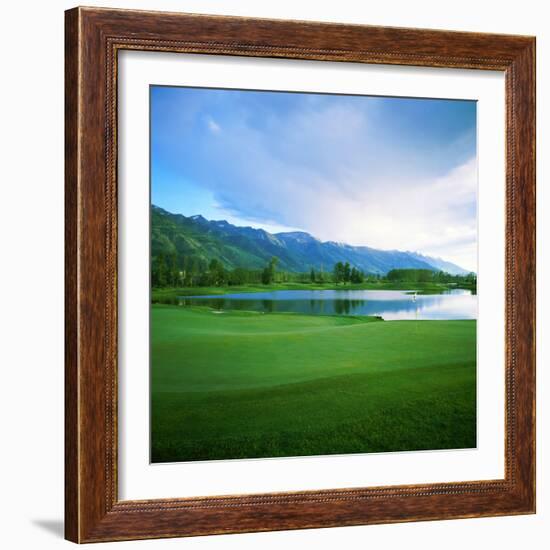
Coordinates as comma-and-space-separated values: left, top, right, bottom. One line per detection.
152, 253, 326, 287
332, 261, 365, 284
151, 253, 476, 289
386, 268, 476, 287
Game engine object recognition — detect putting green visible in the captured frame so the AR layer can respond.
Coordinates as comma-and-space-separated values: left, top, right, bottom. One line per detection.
151, 305, 476, 462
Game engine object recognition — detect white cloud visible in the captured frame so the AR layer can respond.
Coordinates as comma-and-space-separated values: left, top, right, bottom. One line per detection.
206, 116, 221, 134
333, 157, 478, 270
192, 102, 477, 271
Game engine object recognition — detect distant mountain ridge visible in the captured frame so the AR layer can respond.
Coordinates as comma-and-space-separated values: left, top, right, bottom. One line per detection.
151, 205, 470, 275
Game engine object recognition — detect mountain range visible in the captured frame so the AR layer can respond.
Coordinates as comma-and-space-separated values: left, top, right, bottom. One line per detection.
151, 205, 469, 275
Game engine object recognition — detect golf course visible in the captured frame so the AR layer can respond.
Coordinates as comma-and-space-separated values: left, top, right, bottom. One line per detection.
151, 303, 476, 463
148, 87, 479, 464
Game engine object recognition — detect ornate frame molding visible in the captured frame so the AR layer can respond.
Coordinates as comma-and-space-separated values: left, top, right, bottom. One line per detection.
65, 7, 535, 542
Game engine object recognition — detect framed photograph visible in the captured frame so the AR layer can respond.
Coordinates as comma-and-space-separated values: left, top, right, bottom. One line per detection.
65, 7, 536, 543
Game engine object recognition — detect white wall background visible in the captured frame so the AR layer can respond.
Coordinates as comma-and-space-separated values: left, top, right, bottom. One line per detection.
0, 1, 546, 548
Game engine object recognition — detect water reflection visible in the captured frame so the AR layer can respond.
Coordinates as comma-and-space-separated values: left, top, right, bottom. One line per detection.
178, 289, 477, 321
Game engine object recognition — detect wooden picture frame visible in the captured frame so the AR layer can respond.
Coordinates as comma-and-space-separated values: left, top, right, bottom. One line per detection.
65, 6, 536, 543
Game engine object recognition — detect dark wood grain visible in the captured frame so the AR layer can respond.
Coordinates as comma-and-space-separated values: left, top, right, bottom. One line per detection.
64, 7, 79, 543
64, 6, 536, 543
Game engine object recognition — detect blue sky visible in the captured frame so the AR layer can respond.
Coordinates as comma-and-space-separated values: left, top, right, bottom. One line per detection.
151, 86, 477, 271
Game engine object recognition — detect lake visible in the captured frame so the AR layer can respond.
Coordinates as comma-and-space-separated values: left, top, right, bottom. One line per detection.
178, 288, 477, 321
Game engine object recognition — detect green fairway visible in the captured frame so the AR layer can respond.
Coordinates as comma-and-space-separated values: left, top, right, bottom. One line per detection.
151, 305, 476, 462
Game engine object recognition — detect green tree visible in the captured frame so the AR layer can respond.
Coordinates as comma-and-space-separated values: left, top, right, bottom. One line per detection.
350, 267, 364, 284
343, 262, 351, 283
152, 253, 168, 287
261, 256, 279, 284
208, 259, 226, 286
318, 264, 325, 283
333, 262, 344, 283
310, 268, 316, 283
229, 267, 248, 286
169, 253, 179, 286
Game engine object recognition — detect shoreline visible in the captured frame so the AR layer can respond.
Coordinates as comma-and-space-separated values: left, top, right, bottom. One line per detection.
152, 281, 475, 304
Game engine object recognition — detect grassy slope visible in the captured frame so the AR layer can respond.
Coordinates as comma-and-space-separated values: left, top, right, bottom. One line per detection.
151, 305, 476, 462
